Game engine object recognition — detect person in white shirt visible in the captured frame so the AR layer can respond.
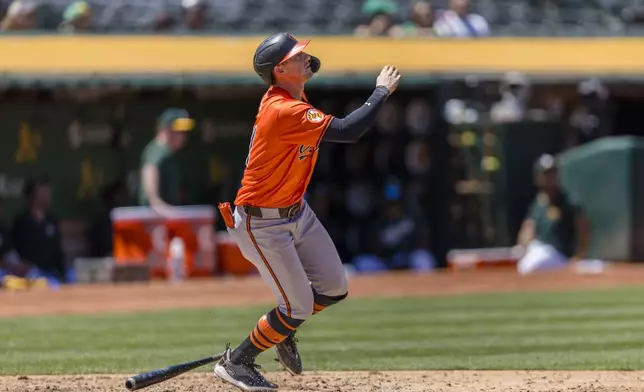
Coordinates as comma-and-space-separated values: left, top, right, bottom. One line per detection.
490, 71, 531, 123
434, 0, 490, 37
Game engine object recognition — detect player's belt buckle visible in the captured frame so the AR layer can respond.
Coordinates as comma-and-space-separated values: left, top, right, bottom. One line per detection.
284, 203, 301, 218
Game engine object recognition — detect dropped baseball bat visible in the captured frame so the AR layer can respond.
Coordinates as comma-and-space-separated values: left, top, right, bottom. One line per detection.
124, 352, 223, 391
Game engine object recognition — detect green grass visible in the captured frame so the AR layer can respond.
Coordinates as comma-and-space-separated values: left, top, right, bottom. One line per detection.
3, 285, 644, 374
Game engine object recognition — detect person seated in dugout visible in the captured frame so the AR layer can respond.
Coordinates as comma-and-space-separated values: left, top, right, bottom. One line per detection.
11, 177, 75, 286
0, 194, 53, 292
515, 154, 603, 274
0, 197, 26, 277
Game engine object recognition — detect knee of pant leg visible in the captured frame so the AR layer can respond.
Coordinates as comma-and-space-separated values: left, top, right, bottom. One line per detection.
331, 272, 349, 298
518, 246, 564, 275
517, 256, 536, 275
517, 261, 532, 275
312, 286, 348, 307
313, 271, 349, 300
288, 289, 314, 320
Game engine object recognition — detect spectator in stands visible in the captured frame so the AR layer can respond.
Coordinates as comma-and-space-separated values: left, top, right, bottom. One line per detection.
515, 154, 600, 275
390, 1, 435, 37
12, 177, 74, 286
152, 11, 175, 31
1, 0, 38, 31
139, 108, 194, 216
58, 1, 92, 33
182, 0, 208, 30
354, 0, 398, 36
433, 0, 490, 37
94, 0, 169, 32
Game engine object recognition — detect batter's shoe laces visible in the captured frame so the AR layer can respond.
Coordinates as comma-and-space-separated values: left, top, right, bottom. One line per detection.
275, 331, 303, 375
214, 344, 278, 392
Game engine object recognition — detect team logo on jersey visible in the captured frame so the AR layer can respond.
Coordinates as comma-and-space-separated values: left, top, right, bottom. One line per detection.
305, 108, 325, 123
298, 145, 319, 160
547, 206, 561, 221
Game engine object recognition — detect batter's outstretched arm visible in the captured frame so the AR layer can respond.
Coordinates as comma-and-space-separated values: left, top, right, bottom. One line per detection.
322, 86, 390, 143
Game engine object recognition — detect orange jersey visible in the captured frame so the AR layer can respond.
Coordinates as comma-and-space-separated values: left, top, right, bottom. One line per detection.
234, 86, 333, 208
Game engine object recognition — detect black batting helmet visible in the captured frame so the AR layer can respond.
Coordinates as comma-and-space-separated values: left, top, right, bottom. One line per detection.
253, 32, 320, 85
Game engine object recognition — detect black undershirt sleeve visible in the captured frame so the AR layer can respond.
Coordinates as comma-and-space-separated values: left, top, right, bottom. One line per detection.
322, 86, 390, 143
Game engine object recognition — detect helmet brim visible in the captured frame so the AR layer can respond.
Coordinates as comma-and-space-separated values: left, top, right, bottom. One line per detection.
279, 39, 311, 64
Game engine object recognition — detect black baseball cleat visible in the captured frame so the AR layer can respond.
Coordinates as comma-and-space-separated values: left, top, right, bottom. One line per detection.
275, 331, 303, 375
214, 345, 278, 391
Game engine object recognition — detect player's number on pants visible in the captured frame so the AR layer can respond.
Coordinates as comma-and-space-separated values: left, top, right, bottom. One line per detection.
245, 125, 257, 167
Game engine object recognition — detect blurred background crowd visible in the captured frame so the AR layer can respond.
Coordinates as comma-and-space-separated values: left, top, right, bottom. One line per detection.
2, 0, 644, 36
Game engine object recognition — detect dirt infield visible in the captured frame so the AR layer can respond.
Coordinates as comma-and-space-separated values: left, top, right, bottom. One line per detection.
3, 371, 644, 392
3, 263, 644, 391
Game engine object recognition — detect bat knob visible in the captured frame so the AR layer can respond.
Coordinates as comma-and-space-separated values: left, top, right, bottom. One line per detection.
125, 378, 136, 390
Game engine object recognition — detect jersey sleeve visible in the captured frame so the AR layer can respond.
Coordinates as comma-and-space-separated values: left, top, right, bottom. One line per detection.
526, 199, 539, 221
276, 101, 333, 146
142, 146, 168, 167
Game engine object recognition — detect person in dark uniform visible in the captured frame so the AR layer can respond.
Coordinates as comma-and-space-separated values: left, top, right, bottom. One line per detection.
12, 177, 71, 285
515, 154, 595, 274
139, 108, 194, 216
0, 197, 28, 276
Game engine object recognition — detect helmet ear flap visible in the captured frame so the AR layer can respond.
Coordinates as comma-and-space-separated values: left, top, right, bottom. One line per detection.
310, 56, 321, 74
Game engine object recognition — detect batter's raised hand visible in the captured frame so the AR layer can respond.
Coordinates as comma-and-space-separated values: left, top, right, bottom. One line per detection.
376, 65, 402, 94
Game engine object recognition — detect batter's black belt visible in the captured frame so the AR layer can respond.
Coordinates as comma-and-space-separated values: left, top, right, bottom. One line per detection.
242, 202, 302, 219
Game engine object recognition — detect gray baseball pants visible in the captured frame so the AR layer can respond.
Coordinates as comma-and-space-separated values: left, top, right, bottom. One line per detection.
227, 201, 348, 320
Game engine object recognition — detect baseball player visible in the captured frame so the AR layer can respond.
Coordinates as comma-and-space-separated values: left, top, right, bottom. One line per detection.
516, 154, 599, 274
215, 32, 401, 391
139, 108, 194, 216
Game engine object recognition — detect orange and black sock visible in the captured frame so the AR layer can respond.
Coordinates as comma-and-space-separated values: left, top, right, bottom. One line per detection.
231, 308, 303, 364
312, 288, 348, 315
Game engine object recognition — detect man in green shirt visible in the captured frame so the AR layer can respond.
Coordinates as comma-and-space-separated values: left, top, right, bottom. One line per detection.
139, 108, 194, 215
516, 154, 594, 274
